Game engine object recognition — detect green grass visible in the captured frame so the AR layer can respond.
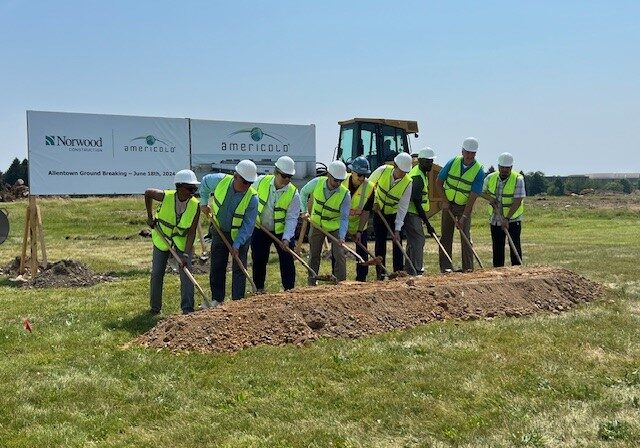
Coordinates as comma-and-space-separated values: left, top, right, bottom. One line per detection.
0, 194, 639, 447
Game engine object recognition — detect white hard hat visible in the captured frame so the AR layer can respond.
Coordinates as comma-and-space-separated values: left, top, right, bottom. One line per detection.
275, 156, 296, 176
394, 152, 413, 172
418, 147, 436, 159
235, 159, 258, 183
174, 169, 200, 185
498, 152, 514, 167
327, 160, 347, 180
462, 137, 479, 152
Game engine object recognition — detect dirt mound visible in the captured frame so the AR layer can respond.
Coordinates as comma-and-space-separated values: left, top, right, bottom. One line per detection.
134, 267, 603, 353
1, 257, 116, 288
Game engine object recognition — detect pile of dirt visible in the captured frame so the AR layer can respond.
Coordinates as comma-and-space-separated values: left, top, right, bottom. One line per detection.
134, 267, 603, 353
1, 257, 116, 288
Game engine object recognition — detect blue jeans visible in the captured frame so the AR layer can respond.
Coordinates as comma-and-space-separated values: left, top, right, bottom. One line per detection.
150, 246, 194, 313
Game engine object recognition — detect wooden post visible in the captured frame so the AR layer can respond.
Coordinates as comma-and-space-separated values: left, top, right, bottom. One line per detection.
19, 196, 47, 277
19, 206, 30, 275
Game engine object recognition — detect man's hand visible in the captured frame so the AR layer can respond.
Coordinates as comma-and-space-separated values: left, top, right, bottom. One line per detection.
180, 253, 189, 268
393, 231, 401, 243
458, 215, 467, 229
147, 217, 156, 228
501, 216, 509, 231
425, 220, 436, 236
230, 247, 240, 259
280, 239, 290, 251
200, 205, 211, 216
354, 231, 362, 244
339, 238, 345, 244
300, 212, 309, 220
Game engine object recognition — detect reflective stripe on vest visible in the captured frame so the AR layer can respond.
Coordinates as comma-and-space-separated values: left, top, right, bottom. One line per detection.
255, 174, 296, 234
374, 165, 411, 214
311, 177, 348, 232
211, 175, 256, 241
486, 171, 524, 219
151, 190, 199, 252
407, 165, 430, 215
444, 156, 483, 205
342, 174, 373, 234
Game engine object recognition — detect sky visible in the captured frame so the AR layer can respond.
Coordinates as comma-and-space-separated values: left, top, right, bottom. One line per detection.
0, 0, 638, 176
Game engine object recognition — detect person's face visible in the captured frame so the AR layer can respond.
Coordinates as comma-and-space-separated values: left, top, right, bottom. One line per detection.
498, 165, 512, 179
418, 158, 433, 172
462, 149, 476, 164
393, 165, 407, 179
351, 171, 365, 187
327, 174, 341, 189
177, 183, 198, 197
234, 173, 251, 192
275, 169, 292, 187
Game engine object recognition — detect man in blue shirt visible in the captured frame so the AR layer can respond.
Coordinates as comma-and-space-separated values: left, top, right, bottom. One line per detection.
199, 160, 258, 304
436, 137, 485, 272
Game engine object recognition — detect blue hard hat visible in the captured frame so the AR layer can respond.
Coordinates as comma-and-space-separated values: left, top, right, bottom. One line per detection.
348, 156, 371, 175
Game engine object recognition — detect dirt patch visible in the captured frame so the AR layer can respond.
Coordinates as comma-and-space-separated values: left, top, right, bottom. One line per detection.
165, 256, 211, 275
1, 257, 116, 288
134, 267, 603, 353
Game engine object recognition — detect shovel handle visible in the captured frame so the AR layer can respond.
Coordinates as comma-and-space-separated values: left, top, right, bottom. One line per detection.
482, 194, 524, 266
306, 217, 365, 263
205, 212, 258, 294
256, 223, 319, 278
373, 208, 417, 275
446, 209, 484, 269
353, 237, 389, 275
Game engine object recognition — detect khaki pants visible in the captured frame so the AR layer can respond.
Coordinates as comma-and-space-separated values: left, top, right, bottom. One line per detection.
308, 227, 346, 285
439, 203, 474, 272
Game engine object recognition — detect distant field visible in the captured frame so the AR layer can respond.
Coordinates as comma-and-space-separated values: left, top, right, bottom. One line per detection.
0, 194, 638, 447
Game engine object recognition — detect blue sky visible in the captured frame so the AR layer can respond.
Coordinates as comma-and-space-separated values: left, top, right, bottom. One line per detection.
1, 0, 638, 175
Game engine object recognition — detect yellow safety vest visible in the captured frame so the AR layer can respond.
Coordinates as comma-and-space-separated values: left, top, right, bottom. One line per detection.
211, 175, 257, 241
255, 175, 297, 234
407, 165, 430, 215
311, 177, 348, 232
486, 171, 524, 219
444, 156, 483, 205
152, 190, 199, 252
342, 174, 373, 234
373, 165, 411, 214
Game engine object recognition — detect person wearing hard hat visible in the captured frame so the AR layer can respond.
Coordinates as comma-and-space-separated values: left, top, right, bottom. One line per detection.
145, 169, 201, 314
404, 148, 437, 275
250, 156, 301, 292
299, 160, 351, 285
483, 152, 525, 267
436, 137, 485, 272
199, 160, 259, 304
368, 152, 414, 279
344, 156, 375, 281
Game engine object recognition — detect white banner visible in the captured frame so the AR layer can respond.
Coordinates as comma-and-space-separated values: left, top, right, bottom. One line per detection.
190, 119, 316, 180
27, 111, 190, 195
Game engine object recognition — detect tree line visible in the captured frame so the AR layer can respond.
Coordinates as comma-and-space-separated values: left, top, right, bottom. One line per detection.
1, 158, 29, 186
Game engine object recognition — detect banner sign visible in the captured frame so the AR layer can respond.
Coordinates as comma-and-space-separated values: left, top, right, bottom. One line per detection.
190, 119, 316, 180
27, 111, 190, 195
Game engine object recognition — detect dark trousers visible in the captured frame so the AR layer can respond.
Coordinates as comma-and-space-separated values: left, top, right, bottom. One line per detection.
373, 212, 403, 278
490, 221, 523, 267
355, 229, 369, 282
150, 246, 194, 314
210, 229, 250, 301
251, 228, 296, 291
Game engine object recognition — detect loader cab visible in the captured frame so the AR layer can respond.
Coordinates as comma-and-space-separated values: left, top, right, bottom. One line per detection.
336, 118, 419, 171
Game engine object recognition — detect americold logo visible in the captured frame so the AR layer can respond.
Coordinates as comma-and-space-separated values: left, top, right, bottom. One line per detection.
222, 127, 289, 153
45, 135, 104, 152
124, 134, 175, 153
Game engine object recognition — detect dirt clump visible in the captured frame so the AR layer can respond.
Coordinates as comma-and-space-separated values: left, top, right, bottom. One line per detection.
1, 257, 116, 288
134, 267, 603, 353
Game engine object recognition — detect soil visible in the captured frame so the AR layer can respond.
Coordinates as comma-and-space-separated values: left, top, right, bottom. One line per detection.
1, 257, 116, 288
134, 266, 603, 353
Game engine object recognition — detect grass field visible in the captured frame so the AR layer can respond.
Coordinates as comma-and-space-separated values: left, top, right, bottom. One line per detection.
0, 194, 639, 447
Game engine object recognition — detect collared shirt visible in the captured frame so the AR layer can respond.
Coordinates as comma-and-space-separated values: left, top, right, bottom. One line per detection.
199, 173, 258, 248
369, 165, 413, 231
299, 177, 352, 240
482, 174, 526, 225
252, 174, 301, 241
438, 157, 485, 194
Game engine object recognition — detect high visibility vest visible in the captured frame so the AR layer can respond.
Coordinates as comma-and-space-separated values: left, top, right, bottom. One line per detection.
311, 177, 349, 232
152, 190, 199, 252
255, 175, 297, 234
211, 174, 257, 241
342, 174, 373, 234
486, 171, 525, 219
444, 156, 483, 205
407, 165, 430, 215
373, 165, 411, 215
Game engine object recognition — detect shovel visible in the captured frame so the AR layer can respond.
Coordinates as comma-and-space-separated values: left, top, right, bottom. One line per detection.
353, 237, 389, 277
446, 209, 484, 269
256, 223, 337, 284
481, 193, 524, 265
153, 224, 214, 308
204, 212, 258, 294
373, 208, 418, 275
423, 219, 460, 271
306, 217, 380, 266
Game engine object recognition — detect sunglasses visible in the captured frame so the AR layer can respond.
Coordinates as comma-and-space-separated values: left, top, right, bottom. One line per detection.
180, 184, 198, 192
277, 170, 292, 179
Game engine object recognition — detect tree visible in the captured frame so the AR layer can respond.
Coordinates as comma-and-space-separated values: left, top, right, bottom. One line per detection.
3, 158, 22, 186
565, 176, 594, 194
548, 177, 565, 196
604, 181, 623, 193
486, 165, 495, 174
19, 159, 28, 185
620, 178, 632, 194
525, 171, 548, 196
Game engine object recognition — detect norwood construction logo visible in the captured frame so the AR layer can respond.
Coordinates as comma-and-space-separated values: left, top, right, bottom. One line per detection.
123, 134, 176, 153
222, 127, 289, 153
44, 135, 104, 152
